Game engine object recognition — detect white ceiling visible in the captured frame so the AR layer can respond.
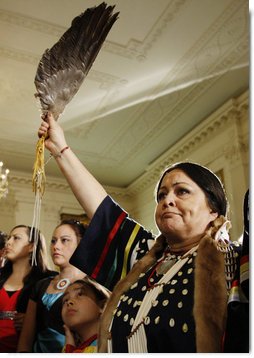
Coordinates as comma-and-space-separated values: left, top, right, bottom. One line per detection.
0, 0, 249, 188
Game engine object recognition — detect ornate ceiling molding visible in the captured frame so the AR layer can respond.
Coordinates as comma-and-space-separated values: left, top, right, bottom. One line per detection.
224, 140, 249, 164
8, 91, 248, 199
0, 46, 39, 64
0, 1, 187, 62
162, 0, 248, 86
128, 91, 248, 195
9, 173, 70, 192
102, 0, 248, 165
0, 9, 63, 36
0, 45, 124, 93
100, 0, 188, 61
8, 170, 129, 200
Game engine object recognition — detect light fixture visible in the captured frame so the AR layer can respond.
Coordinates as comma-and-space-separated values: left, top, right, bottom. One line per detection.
0, 161, 9, 199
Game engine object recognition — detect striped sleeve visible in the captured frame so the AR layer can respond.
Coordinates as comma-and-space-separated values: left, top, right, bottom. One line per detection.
70, 195, 155, 290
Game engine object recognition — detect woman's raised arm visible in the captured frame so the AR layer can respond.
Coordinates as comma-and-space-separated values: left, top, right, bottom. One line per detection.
38, 113, 107, 219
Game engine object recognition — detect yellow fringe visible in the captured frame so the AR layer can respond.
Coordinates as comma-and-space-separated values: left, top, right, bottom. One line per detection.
32, 135, 46, 198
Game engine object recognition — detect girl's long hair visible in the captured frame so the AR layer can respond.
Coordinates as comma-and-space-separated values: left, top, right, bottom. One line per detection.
0, 225, 49, 288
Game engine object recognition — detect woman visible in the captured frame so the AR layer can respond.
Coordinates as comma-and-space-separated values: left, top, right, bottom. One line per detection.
223, 189, 249, 352
0, 231, 7, 267
17, 220, 87, 352
37, 113, 241, 353
0, 225, 56, 353
62, 277, 110, 353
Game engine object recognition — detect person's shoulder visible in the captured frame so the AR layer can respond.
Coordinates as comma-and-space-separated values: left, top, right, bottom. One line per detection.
33, 269, 58, 283
31, 274, 55, 298
44, 269, 58, 277
33, 273, 55, 291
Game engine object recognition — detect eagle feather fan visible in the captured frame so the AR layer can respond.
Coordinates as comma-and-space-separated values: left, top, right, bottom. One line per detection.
34, 2, 119, 120
31, 2, 119, 265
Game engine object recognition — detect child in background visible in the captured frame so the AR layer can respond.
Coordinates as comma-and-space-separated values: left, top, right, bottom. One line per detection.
62, 277, 110, 353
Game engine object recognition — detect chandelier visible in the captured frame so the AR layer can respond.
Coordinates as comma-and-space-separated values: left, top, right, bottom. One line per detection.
0, 161, 9, 199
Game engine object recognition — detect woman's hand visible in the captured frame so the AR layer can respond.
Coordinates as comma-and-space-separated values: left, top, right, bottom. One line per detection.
38, 111, 107, 219
38, 112, 68, 156
63, 324, 76, 346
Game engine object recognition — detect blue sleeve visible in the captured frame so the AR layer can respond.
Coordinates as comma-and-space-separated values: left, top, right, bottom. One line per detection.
70, 195, 154, 290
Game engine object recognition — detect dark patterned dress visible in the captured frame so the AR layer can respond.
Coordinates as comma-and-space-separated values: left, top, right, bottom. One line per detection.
70, 195, 239, 353
109, 250, 197, 352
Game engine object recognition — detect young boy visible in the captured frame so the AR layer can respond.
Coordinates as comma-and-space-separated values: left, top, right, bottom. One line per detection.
62, 277, 110, 353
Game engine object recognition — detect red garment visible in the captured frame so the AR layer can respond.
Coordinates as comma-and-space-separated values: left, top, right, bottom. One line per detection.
0, 287, 21, 352
64, 334, 98, 353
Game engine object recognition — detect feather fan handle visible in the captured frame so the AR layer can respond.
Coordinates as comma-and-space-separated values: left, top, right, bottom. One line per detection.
34, 2, 119, 120
30, 2, 119, 266
32, 135, 46, 197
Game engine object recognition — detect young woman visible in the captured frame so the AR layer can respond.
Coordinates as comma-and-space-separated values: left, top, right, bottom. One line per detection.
0, 231, 7, 267
0, 225, 55, 353
17, 220, 86, 353
62, 277, 110, 353
37, 113, 244, 353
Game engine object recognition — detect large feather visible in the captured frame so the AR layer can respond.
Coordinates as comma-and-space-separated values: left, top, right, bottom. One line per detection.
34, 2, 119, 120
30, 3, 119, 266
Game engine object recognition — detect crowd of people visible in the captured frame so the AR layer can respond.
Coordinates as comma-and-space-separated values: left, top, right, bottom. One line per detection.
0, 112, 249, 353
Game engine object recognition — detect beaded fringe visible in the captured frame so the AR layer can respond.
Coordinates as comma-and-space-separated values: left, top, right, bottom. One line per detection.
30, 135, 46, 265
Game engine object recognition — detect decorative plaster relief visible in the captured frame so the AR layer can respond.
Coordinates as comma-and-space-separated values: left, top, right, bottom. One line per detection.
128, 94, 248, 195
224, 141, 249, 164
0, 9, 63, 36
8, 171, 129, 202
0, 46, 39, 65
0, 1, 187, 62
81, 0, 249, 156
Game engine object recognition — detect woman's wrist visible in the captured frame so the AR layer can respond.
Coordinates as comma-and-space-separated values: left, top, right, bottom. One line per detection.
52, 146, 70, 158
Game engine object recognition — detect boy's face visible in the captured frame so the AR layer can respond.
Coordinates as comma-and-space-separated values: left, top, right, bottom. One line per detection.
62, 282, 102, 331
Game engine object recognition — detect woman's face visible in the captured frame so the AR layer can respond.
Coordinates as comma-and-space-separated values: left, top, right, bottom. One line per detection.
5, 227, 33, 262
50, 224, 79, 268
155, 169, 218, 243
62, 282, 101, 331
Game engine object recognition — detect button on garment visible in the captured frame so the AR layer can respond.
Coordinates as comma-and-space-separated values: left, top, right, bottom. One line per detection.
110, 252, 197, 352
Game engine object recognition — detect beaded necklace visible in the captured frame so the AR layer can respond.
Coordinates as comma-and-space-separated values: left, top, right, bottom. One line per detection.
147, 246, 193, 287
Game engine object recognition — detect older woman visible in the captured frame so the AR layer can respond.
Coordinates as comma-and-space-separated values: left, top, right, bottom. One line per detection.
38, 113, 242, 353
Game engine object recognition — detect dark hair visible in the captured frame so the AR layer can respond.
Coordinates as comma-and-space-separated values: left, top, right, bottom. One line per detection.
155, 162, 228, 216
56, 220, 87, 244
0, 225, 55, 312
63, 276, 110, 309
62, 276, 110, 346
0, 231, 7, 250
16, 225, 49, 270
